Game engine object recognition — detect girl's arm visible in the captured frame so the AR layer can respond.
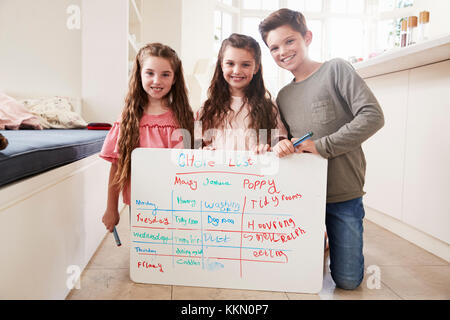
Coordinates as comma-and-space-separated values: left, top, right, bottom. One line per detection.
253, 143, 270, 154
102, 163, 121, 232
272, 138, 295, 157
255, 103, 290, 155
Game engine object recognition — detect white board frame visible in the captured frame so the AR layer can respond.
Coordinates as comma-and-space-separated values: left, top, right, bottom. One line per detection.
130, 148, 327, 293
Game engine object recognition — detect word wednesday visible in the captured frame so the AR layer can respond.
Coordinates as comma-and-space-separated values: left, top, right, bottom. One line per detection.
180, 303, 269, 317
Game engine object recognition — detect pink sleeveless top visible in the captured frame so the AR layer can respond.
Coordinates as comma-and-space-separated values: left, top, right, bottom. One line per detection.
99, 110, 184, 204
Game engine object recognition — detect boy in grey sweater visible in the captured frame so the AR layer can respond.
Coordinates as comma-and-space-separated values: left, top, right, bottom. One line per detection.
259, 9, 384, 290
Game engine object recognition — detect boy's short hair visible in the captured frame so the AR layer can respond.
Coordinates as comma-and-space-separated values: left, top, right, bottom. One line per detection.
259, 8, 308, 46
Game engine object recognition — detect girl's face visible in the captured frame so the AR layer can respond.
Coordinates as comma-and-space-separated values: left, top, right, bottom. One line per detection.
266, 24, 312, 75
221, 46, 258, 97
141, 56, 175, 102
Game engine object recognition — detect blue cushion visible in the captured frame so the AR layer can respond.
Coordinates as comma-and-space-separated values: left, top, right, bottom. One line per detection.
0, 129, 108, 187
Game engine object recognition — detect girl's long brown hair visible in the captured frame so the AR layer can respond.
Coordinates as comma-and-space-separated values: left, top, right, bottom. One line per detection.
114, 43, 194, 190
199, 33, 278, 145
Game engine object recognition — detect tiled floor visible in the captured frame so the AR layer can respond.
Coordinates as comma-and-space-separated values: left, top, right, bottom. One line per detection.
66, 206, 450, 300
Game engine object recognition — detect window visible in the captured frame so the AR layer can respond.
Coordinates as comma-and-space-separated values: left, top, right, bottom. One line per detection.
223, 12, 233, 39
329, 0, 365, 14
378, 0, 414, 12
377, 19, 397, 50
243, 0, 258, 9
286, 0, 322, 12
243, 0, 278, 10
241, 17, 261, 40
375, 0, 415, 51
238, 0, 416, 94
214, 11, 233, 52
241, 0, 330, 94
307, 20, 322, 61
328, 18, 364, 60
378, 0, 395, 12
214, 10, 222, 52
214, 1, 239, 52
325, 0, 367, 60
241, 17, 281, 95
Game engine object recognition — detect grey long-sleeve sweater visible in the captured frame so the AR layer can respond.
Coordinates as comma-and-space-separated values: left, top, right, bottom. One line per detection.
276, 58, 385, 203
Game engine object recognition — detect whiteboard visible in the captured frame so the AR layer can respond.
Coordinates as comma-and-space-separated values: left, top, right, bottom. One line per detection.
130, 148, 327, 293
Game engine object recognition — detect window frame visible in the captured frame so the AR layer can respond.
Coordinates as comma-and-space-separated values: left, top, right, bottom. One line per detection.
214, 0, 241, 53
223, 0, 416, 93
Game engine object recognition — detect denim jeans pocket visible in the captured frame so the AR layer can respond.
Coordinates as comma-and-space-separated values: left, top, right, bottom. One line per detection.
311, 99, 336, 124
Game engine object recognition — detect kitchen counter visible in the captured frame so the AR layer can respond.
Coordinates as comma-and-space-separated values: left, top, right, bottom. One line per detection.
354, 33, 450, 78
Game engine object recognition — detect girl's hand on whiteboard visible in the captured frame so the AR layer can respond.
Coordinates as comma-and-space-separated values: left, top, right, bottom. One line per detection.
203, 145, 216, 151
102, 209, 120, 232
293, 138, 319, 155
253, 143, 270, 154
273, 139, 295, 158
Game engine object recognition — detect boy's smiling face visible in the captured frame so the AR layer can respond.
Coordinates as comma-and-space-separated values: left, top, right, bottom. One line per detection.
266, 24, 312, 74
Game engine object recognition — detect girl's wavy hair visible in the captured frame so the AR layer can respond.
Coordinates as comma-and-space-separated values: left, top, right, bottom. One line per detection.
114, 43, 194, 190
199, 33, 278, 145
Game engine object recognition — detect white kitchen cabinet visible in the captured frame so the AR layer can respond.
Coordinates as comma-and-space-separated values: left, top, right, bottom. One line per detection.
402, 60, 450, 243
364, 71, 409, 221
356, 36, 450, 259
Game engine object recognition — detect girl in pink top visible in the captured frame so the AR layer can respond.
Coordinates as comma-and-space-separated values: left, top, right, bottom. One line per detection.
196, 33, 287, 151
100, 43, 194, 232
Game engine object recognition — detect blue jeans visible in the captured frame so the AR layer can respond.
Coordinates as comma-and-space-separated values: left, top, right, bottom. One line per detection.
326, 197, 365, 290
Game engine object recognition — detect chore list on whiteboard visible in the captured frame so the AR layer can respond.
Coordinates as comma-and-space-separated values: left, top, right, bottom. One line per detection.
130, 148, 327, 293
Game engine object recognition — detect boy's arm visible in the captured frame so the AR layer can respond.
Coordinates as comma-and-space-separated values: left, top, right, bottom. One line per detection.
315, 60, 385, 159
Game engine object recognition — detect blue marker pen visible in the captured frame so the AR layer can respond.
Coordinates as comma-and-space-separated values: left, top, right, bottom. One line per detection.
293, 131, 314, 147
113, 226, 121, 246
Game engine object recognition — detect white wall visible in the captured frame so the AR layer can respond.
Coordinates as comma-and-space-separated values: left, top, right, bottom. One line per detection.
181, 0, 215, 75
0, 0, 128, 124
0, 0, 81, 98
139, 0, 215, 111
81, 0, 128, 123
142, 0, 183, 54
181, 0, 215, 110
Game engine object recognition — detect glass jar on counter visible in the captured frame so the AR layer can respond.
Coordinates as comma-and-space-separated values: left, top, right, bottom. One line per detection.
407, 16, 418, 46
418, 11, 430, 42
400, 19, 408, 47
